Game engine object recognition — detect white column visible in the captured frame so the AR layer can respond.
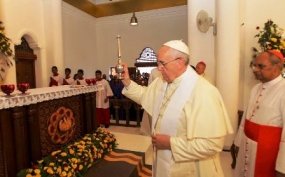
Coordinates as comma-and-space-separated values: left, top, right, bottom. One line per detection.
216, 0, 240, 148
42, 0, 64, 75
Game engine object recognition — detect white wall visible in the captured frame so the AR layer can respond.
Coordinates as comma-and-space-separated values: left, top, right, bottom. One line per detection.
0, 0, 47, 86
62, 3, 97, 79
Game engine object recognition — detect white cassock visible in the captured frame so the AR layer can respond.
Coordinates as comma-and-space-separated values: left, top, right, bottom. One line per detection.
63, 77, 74, 85
50, 75, 63, 86
234, 75, 285, 177
95, 79, 113, 108
77, 79, 87, 85
123, 66, 233, 177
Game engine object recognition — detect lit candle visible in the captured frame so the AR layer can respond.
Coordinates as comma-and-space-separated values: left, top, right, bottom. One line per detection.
117, 35, 121, 58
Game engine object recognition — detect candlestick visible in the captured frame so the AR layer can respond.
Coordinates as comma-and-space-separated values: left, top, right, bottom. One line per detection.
117, 35, 121, 58
115, 35, 124, 79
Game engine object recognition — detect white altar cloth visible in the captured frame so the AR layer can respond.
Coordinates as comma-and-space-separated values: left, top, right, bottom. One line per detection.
0, 85, 103, 109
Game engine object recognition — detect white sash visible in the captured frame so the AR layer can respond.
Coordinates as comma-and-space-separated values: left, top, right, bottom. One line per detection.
152, 66, 198, 177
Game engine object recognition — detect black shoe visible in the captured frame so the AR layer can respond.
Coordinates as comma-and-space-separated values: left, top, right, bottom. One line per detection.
105, 124, 110, 128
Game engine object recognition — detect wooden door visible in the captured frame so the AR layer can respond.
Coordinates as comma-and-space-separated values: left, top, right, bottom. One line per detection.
15, 37, 37, 88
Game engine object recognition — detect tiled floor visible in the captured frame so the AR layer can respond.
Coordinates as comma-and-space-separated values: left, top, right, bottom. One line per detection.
107, 125, 234, 177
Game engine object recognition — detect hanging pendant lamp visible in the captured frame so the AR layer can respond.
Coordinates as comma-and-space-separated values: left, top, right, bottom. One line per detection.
130, 12, 138, 26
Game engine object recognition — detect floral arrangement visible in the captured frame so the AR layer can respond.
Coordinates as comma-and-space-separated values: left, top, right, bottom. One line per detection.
17, 127, 117, 177
0, 21, 13, 81
253, 19, 285, 58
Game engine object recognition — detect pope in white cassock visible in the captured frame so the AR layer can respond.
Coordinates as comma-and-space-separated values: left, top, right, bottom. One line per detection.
234, 50, 285, 177
120, 40, 233, 177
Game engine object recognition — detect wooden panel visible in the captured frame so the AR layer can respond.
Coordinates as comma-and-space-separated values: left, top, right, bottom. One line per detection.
37, 96, 83, 157
0, 90, 97, 176
12, 107, 29, 172
16, 59, 36, 88
0, 110, 16, 177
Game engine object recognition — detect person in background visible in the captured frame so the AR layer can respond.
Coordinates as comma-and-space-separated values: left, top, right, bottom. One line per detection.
140, 67, 161, 136
234, 50, 285, 177
119, 40, 233, 177
73, 73, 78, 80
63, 68, 74, 85
195, 61, 213, 84
49, 66, 63, 87
102, 74, 107, 80
76, 69, 87, 85
95, 70, 113, 128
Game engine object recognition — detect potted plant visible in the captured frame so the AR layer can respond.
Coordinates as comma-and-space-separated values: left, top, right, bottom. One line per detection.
0, 21, 13, 81
253, 19, 285, 58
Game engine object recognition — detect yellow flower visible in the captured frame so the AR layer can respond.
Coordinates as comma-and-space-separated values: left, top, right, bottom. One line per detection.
61, 152, 67, 157
69, 149, 74, 155
79, 164, 83, 170
64, 166, 69, 171
34, 169, 41, 174
51, 150, 61, 156
270, 38, 277, 42
26, 174, 33, 177
49, 162, 55, 166
57, 167, 62, 174
71, 158, 77, 163
71, 163, 77, 169
79, 140, 86, 145
61, 171, 67, 176
47, 167, 54, 174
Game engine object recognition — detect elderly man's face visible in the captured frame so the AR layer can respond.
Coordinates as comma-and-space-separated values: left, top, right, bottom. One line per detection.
252, 52, 280, 83
157, 46, 181, 83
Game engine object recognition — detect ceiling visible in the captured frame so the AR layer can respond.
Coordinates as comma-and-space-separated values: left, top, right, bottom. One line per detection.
63, 0, 187, 18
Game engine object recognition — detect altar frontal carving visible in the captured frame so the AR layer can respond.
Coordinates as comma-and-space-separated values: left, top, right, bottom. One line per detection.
47, 106, 75, 144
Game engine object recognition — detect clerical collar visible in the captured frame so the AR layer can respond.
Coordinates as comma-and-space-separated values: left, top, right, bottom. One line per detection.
263, 75, 283, 88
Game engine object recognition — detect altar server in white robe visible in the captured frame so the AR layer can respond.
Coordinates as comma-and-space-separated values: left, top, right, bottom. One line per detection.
49, 66, 63, 87
234, 50, 285, 177
120, 40, 233, 177
95, 70, 113, 128
63, 68, 74, 85
76, 69, 87, 85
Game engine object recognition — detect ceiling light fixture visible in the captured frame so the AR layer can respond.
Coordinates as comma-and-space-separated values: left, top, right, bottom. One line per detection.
130, 12, 138, 26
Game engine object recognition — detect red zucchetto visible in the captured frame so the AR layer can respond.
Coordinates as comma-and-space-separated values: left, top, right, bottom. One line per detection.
197, 61, 206, 67
267, 50, 284, 62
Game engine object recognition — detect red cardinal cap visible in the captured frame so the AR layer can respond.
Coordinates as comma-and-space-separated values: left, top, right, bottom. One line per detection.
267, 50, 284, 62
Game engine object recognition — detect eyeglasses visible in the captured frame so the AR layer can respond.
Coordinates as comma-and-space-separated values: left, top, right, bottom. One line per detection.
157, 58, 180, 67
251, 64, 268, 70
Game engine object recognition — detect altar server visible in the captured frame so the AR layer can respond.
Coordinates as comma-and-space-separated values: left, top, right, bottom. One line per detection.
95, 70, 113, 128
119, 40, 233, 177
63, 68, 74, 85
49, 66, 63, 87
234, 50, 285, 177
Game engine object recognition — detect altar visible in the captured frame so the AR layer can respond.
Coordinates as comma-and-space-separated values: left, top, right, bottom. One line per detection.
0, 85, 102, 177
